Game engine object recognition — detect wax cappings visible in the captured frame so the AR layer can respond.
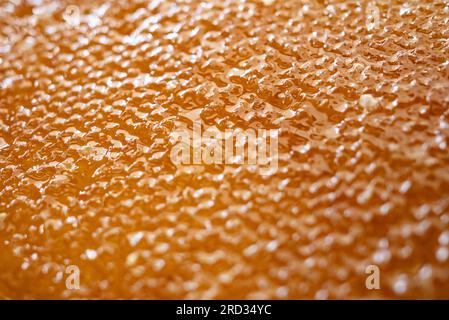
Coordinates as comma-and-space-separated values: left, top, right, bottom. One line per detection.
0, 0, 449, 299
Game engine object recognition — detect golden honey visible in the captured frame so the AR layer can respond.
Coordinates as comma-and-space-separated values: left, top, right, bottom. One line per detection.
1, 0, 449, 299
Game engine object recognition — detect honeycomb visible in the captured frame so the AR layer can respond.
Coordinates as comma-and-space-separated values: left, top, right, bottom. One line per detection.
1, 0, 449, 299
